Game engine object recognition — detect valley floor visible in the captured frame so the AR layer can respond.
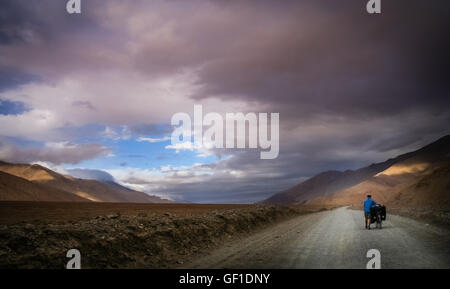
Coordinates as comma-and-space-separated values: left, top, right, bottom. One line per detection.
2, 202, 448, 269
0, 202, 320, 268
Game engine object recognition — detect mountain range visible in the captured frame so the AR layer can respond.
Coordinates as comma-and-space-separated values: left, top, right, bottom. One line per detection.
1, 135, 449, 207
0, 161, 171, 203
264, 135, 450, 209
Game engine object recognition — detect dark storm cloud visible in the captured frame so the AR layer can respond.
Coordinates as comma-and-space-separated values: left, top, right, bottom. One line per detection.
3, 0, 449, 121
0, 0, 100, 44
0, 0, 125, 79
0, 67, 40, 92
192, 0, 450, 120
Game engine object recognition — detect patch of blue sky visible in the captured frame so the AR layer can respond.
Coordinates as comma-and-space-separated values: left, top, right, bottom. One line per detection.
0, 99, 30, 115
10, 123, 220, 171
3, 136, 43, 148
63, 137, 219, 171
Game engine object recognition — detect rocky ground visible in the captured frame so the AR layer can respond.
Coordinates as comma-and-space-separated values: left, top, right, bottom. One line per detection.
0, 203, 325, 268
386, 207, 450, 228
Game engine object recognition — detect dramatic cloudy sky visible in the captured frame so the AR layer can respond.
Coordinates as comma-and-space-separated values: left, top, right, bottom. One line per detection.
0, 0, 449, 203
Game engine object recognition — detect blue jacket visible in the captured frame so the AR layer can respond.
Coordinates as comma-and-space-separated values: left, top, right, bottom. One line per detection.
364, 198, 376, 213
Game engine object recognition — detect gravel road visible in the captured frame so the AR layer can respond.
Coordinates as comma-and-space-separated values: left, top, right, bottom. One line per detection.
184, 207, 450, 269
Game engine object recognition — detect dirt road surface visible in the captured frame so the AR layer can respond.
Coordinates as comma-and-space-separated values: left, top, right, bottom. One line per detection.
184, 207, 450, 269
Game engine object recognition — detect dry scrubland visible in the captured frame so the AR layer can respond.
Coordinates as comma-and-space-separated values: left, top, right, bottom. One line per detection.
384, 207, 450, 228
0, 202, 327, 268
